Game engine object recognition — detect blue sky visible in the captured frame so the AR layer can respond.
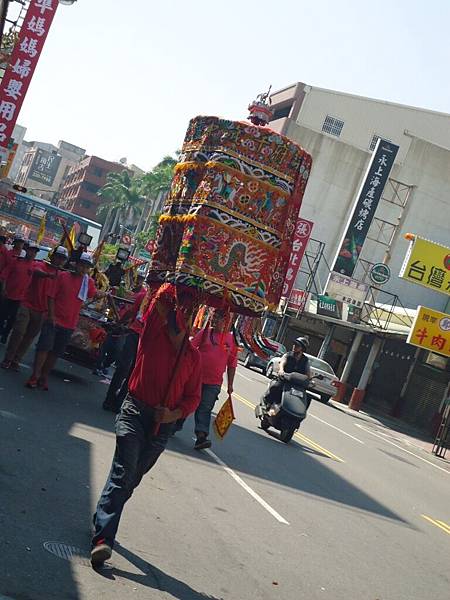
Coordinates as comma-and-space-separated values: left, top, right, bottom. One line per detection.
17, 0, 450, 171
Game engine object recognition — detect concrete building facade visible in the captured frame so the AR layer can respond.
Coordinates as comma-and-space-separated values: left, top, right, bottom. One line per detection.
14, 140, 85, 204
265, 83, 450, 434
58, 155, 127, 221
269, 83, 450, 313
7, 124, 27, 181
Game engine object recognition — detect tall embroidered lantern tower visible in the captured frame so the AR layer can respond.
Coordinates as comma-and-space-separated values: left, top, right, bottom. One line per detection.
148, 92, 312, 317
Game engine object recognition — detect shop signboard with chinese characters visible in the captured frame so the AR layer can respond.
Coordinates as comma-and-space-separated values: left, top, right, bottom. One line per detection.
317, 295, 342, 320
28, 148, 61, 186
288, 289, 309, 312
282, 217, 313, 298
407, 306, 450, 358
326, 271, 368, 308
0, 0, 60, 149
399, 236, 450, 296
331, 139, 399, 277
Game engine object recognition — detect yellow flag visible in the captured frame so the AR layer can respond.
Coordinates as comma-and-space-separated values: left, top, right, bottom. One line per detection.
69, 225, 77, 247
63, 225, 76, 252
91, 240, 105, 265
36, 214, 46, 244
214, 394, 235, 439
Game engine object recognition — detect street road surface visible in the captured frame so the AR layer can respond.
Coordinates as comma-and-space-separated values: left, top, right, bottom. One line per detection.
1, 357, 449, 600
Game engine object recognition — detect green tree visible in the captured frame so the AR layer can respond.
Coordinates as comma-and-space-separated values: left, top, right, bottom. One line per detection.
134, 214, 161, 252
97, 170, 145, 239
135, 154, 177, 235
140, 154, 177, 197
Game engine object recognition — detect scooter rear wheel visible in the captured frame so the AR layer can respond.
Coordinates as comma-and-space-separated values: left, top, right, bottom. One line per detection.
280, 428, 296, 443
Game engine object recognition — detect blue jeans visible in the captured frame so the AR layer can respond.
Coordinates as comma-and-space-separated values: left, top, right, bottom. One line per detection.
194, 384, 221, 435
96, 332, 124, 370
104, 331, 139, 409
92, 395, 173, 548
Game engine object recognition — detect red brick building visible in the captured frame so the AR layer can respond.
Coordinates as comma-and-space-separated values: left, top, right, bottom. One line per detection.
58, 156, 127, 221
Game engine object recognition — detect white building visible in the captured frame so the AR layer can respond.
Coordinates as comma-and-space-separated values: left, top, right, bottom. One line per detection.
15, 140, 85, 203
7, 124, 27, 181
269, 83, 450, 313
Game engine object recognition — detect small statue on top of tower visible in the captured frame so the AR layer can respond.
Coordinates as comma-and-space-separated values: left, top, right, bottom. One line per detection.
247, 85, 273, 126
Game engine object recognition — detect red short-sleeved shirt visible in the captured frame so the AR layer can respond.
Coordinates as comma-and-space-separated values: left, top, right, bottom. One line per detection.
128, 308, 202, 418
54, 270, 97, 330
0, 248, 21, 282
191, 329, 238, 386
0, 244, 8, 274
23, 262, 59, 314
4, 258, 37, 301
128, 289, 148, 335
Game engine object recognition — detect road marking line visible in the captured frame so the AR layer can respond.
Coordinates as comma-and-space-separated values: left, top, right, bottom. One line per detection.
201, 445, 289, 525
436, 520, 450, 533
236, 371, 259, 383
294, 432, 345, 463
421, 514, 450, 536
355, 424, 450, 475
309, 414, 365, 444
228, 390, 345, 462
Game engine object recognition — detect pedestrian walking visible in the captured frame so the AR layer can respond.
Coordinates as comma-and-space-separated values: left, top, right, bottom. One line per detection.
1, 246, 68, 371
25, 252, 102, 390
176, 309, 238, 449
0, 241, 39, 344
90, 285, 202, 567
102, 286, 149, 413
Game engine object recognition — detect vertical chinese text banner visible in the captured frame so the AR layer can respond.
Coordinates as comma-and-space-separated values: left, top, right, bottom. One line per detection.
282, 217, 314, 299
332, 139, 399, 277
0, 0, 60, 148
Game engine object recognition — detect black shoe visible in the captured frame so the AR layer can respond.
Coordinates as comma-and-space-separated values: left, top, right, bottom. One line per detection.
91, 541, 112, 567
102, 401, 119, 414
194, 434, 212, 450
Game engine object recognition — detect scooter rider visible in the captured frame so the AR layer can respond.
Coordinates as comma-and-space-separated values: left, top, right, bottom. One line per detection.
279, 337, 311, 380
263, 337, 311, 406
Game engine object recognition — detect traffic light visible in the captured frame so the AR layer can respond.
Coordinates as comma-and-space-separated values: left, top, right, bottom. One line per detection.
12, 184, 27, 193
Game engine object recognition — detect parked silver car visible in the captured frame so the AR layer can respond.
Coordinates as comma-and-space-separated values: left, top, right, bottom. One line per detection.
265, 353, 339, 403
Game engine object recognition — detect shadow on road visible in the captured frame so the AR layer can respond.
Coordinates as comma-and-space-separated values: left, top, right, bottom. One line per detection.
94, 542, 222, 600
0, 359, 114, 600
1, 356, 414, 599
168, 416, 412, 527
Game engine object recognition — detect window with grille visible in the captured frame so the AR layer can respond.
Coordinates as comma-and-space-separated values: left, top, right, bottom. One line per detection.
369, 134, 391, 151
322, 115, 344, 137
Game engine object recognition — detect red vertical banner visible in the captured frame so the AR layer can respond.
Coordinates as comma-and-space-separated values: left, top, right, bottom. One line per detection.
282, 217, 313, 298
0, 0, 59, 148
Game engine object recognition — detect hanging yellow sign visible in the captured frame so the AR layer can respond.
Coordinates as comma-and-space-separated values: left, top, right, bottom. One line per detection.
407, 305, 450, 357
399, 235, 450, 296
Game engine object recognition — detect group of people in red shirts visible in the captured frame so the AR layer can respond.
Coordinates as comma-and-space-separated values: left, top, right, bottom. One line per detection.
0, 232, 240, 569
0, 233, 102, 390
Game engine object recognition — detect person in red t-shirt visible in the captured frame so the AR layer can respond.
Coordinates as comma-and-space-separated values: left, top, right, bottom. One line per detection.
26, 253, 101, 390
2, 246, 69, 371
0, 242, 39, 344
175, 309, 238, 449
0, 234, 8, 281
0, 235, 26, 287
90, 285, 202, 567
102, 286, 149, 413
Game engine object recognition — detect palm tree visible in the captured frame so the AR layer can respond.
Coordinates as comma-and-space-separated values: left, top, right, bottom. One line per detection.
97, 171, 145, 241
138, 155, 177, 233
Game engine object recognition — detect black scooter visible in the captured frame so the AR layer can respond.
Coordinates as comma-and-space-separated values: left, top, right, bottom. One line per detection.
255, 372, 323, 443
